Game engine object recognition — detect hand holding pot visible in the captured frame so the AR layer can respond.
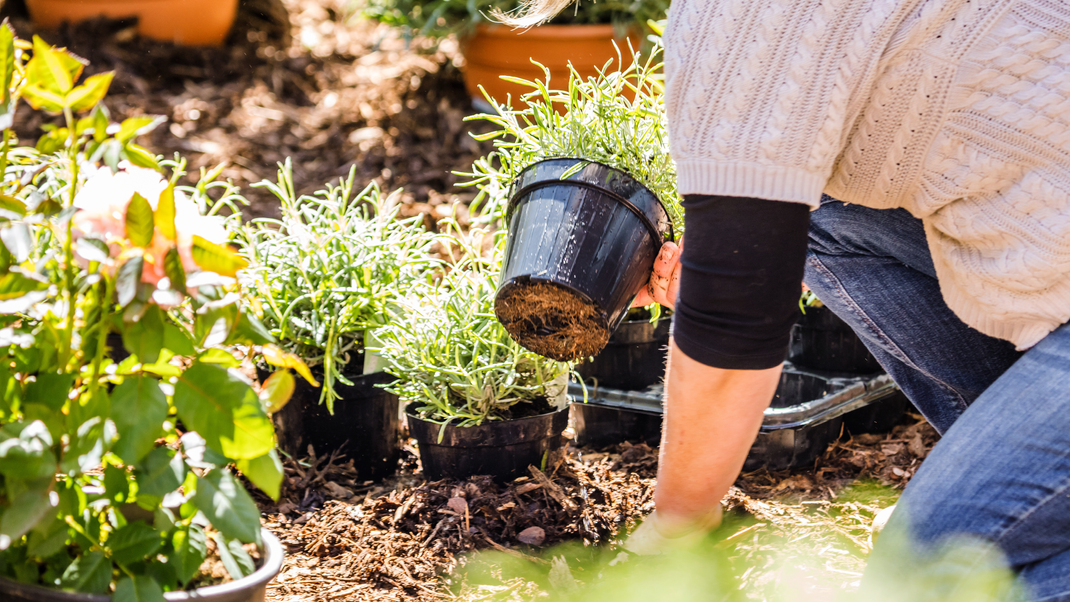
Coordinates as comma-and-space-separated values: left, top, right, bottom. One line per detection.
632, 238, 683, 310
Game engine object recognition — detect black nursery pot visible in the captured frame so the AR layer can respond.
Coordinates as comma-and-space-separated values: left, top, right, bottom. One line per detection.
575, 313, 671, 390
407, 404, 569, 482
271, 369, 401, 481
495, 158, 674, 362
789, 305, 881, 374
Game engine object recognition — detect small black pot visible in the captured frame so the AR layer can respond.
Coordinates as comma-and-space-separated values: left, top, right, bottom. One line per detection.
272, 370, 401, 481
789, 305, 881, 374
495, 158, 674, 362
576, 313, 671, 390
407, 403, 569, 482
0, 528, 283, 602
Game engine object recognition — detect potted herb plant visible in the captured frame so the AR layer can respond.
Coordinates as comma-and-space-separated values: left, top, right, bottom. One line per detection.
236, 165, 443, 479
374, 223, 573, 482
24, 0, 239, 46
0, 32, 300, 601
462, 39, 681, 361
361, 0, 670, 108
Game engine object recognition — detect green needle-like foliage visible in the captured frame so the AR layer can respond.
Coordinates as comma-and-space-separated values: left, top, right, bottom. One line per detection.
237, 161, 444, 410
460, 37, 682, 234
375, 223, 572, 429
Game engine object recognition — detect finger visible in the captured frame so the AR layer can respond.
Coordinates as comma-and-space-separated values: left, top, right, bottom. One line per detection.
632, 283, 655, 308
652, 241, 680, 277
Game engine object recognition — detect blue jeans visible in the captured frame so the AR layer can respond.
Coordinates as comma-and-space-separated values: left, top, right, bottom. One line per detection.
804, 198, 1070, 601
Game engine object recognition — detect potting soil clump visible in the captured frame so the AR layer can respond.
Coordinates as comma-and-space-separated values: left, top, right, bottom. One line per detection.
495, 280, 609, 361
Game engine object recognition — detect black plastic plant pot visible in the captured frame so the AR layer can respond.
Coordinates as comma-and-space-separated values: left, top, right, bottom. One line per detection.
272, 370, 401, 481
407, 403, 570, 482
0, 528, 283, 602
495, 158, 674, 362
789, 305, 881, 374
576, 313, 671, 390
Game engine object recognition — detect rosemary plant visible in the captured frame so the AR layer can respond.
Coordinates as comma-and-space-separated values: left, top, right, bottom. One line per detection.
460, 37, 683, 233
374, 223, 572, 429
237, 161, 443, 411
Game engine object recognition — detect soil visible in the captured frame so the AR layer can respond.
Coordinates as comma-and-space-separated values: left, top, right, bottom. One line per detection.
495, 280, 610, 361
253, 412, 939, 601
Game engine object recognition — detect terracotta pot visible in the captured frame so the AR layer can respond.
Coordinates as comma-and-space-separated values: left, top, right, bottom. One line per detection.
461, 23, 638, 108
24, 0, 239, 46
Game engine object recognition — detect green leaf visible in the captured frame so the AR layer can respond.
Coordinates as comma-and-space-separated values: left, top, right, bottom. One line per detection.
121, 304, 164, 364
0, 488, 52, 549
24, 372, 75, 412
59, 550, 111, 594
116, 115, 165, 144
103, 464, 131, 503
0, 271, 48, 302
107, 522, 162, 566
0, 23, 14, 105
212, 531, 255, 580
162, 320, 195, 357
0, 223, 32, 262
65, 71, 113, 112
155, 183, 176, 241
136, 447, 185, 498
27, 36, 83, 94
192, 470, 261, 545
0, 420, 56, 481
259, 369, 294, 415
123, 144, 159, 171
234, 311, 273, 345
116, 255, 143, 308
27, 514, 68, 558
110, 376, 167, 464
197, 348, 240, 367
125, 192, 154, 248
174, 362, 274, 460
113, 575, 165, 602
0, 194, 27, 218
163, 246, 186, 294
170, 524, 206, 585
191, 235, 247, 277
236, 449, 283, 500
75, 237, 111, 264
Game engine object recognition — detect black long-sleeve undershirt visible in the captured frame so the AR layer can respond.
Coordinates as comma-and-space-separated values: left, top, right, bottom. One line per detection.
671, 195, 811, 370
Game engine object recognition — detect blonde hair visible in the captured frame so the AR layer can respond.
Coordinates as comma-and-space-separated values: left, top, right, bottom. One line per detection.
490, 0, 576, 28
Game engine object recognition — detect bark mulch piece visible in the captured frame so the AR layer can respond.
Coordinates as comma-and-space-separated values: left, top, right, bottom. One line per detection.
2, 0, 494, 221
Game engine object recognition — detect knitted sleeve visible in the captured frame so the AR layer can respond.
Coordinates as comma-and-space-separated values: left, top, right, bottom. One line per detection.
663, 0, 921, 206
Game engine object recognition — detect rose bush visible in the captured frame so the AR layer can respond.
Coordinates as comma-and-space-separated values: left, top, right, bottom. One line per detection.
0, 29, 306, 600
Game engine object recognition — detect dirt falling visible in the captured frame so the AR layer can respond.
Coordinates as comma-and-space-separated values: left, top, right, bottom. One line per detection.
495, 280, 609, 361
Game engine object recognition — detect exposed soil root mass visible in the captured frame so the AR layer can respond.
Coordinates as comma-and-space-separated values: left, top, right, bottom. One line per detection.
495, 280, 610, 361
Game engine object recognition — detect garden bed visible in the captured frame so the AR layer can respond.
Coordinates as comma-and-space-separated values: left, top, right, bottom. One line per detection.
257, 413, 937, 601
0, 0, 941, 598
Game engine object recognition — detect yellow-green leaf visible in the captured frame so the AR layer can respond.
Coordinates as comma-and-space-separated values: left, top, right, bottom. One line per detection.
123, 143, 159, 170
258, 369, 294, 414
27, 36, 83, 95
261, 344, 318, 387
20, 83, 65, 113
190, 236, 247, 277
0, 23, 14, 104
155, 183, 176, 241
125, 192, 154, 247
66, 71, 113, 112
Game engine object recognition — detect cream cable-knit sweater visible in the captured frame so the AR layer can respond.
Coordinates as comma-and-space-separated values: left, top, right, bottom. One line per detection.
664, 0, 1070, 350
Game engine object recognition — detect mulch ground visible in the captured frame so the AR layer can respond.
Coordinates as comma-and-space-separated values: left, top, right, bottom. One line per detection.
255, 413, 937, 602
1, 0, 944, 599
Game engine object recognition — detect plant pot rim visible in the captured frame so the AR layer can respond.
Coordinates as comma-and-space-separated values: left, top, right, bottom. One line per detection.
405, 401, 568, 428
0, 528, 283, 601
471, 22, 636, 38
508, 157, 673, 243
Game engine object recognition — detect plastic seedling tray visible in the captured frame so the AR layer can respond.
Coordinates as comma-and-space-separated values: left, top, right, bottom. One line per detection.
570, 366, 903, 470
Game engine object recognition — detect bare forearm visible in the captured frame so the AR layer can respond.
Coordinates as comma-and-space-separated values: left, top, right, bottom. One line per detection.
655, 339, 781, 521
